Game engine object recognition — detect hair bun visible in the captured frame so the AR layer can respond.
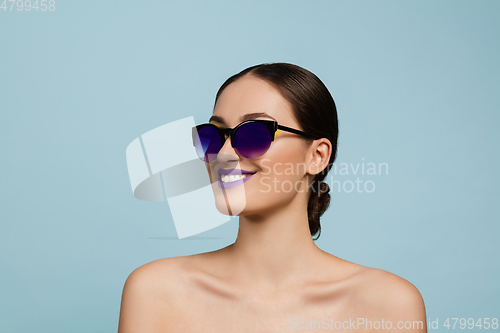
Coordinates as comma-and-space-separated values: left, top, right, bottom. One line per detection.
320, 182, 330, 195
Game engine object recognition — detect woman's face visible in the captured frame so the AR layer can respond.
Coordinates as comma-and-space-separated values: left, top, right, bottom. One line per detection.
206, 74, 313, 217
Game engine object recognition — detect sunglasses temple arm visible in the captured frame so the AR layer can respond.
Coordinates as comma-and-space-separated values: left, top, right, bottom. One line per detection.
277, 125, 316, 139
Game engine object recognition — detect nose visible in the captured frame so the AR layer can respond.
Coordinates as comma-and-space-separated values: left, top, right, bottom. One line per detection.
217, 135, 239, 164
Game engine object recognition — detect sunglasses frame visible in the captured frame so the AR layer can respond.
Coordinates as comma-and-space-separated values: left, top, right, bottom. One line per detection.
192, 119, 317, 161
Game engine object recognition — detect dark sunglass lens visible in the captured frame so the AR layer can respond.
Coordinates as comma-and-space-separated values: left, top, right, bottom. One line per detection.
194, 126, 221, 162
234, 122, 272, 159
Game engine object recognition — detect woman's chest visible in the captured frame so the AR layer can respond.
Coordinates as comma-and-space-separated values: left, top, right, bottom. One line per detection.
160, 287, 360, 333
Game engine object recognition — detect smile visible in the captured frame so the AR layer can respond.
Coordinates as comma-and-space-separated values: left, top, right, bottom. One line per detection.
221, 174, 253, 183
217, 169, 256, 189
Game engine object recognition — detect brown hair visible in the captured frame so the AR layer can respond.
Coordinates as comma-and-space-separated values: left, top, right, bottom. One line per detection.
214, 63, 339, 240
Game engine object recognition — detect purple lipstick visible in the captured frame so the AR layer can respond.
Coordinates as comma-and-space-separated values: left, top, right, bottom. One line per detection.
217, 169, 256, 189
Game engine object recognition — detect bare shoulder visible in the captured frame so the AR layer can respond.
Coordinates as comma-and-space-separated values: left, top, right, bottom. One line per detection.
121, 255, 202, 306
118, 256, 193, 333
351, 266, 427, 330
124, 256, 190, 289
357, 267, 425, 308
120, 248, 229, 302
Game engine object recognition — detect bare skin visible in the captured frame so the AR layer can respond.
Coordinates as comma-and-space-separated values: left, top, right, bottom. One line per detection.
118, 75, 427, 332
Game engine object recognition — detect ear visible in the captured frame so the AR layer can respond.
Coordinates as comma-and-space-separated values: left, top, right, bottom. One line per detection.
306, 138, 332, 176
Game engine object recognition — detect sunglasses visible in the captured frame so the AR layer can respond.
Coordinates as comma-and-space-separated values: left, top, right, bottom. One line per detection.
192, 119, 316, 162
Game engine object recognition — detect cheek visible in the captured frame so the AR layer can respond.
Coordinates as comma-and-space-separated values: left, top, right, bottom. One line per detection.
251, 146, 309, 198
266, 145, 307, 178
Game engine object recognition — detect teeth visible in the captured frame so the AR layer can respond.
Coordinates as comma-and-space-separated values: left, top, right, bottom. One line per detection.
220, 174, 253, 183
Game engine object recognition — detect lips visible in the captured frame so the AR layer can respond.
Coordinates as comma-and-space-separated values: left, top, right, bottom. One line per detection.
217, 168, 256, 189
218, 168, 255, 175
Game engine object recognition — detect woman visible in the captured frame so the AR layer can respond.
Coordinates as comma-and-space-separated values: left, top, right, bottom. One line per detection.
118, 63, 427, 332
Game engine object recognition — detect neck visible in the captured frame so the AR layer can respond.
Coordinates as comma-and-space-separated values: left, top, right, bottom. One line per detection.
226, 192, 325, 290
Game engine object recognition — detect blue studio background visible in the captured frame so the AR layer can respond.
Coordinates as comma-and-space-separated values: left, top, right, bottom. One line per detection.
1, 1, 499, 332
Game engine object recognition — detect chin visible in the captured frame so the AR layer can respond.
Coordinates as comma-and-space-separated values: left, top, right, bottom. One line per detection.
211, 181, 247, 216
